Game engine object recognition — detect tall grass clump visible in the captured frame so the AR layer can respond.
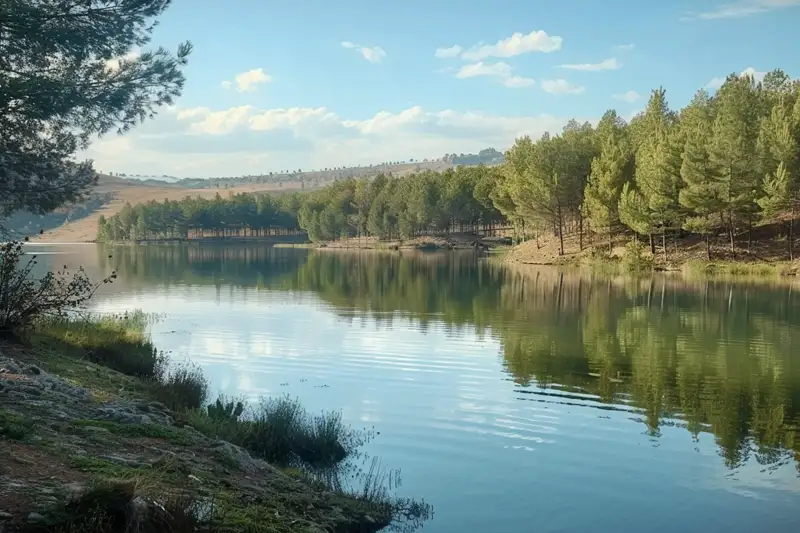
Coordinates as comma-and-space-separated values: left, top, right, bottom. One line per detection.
150, 361, 209, 411
188, 394, 370, 469
36, 311, 166, 379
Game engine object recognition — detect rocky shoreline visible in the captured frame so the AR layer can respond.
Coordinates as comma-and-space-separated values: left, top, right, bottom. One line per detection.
0, 343, 395, 532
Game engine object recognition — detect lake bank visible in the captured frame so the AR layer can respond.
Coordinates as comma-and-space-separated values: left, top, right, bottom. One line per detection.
502, 228, 800, 277
0, 315, 428, 532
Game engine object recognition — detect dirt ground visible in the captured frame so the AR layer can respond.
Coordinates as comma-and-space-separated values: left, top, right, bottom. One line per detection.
504, 220, 800, 270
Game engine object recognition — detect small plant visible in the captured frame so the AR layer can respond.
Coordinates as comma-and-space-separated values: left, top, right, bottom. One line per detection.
207, 397, 244, 422
621, 240, 653, 272
0, 240, 116, 338
150, 362, 209, 411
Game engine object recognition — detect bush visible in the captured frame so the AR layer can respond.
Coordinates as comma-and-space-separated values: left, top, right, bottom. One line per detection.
188, 395, 370, 469
36, 312, 166, 379
0, 240, 116, 338
150, 362, 209, 411
621, 240, 653, 272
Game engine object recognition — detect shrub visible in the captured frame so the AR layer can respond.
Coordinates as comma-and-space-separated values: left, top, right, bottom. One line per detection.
188, 395, 370, 469
150, 362, 209, 411
0, 240, 116, 338
621, 240, 653, 272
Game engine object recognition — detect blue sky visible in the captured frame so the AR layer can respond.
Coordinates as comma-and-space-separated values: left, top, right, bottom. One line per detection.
84, 0, 800, 178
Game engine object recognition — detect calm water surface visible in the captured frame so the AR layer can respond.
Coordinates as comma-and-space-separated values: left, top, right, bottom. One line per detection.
32, 244, 800, 533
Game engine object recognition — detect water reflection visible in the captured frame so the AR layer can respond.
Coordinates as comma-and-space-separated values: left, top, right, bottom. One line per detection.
93, 244, 800, 477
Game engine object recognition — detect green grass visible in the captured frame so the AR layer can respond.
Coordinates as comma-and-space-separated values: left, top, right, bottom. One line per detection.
33, 312, 210, 411
0, 408, 35, 441
188, 395, 370, 469
70, 420, 196, 446
35, 311, 165, 379
683, 259, 798, 277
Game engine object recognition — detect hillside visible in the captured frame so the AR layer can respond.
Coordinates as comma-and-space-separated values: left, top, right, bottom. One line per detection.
34, 179, 305, 242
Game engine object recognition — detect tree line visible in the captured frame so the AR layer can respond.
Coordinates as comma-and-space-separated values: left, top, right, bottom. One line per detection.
97, 165, 507, 242
97, 193, 303, 241
99, 68, 800, 259
496, 68, 800, 259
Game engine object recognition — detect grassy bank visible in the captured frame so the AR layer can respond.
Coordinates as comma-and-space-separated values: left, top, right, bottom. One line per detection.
0, 313, 431, 532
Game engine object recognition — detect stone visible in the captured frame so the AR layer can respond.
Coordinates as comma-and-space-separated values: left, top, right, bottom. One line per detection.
27, 512, 45, 523
0, 511, 12, 519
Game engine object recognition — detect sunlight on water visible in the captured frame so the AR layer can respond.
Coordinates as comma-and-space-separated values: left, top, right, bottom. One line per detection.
36, 244, 800, 533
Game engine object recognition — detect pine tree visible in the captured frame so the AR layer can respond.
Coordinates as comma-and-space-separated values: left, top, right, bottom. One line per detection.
631, 89, 681, 260
757, 101, 799, 258
583, 131, 630, 252
618, 182, 651, 247
708, 74, 762, 255
679, 129, 723, 259
0, 0, 191, 223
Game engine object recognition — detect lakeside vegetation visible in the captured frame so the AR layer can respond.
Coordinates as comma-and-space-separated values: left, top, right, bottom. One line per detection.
2, 295, 431, 531
96, 68, 800, 269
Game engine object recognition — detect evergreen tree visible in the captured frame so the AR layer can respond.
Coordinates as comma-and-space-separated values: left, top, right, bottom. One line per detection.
708, 74, 762, 254
0, 0, 191, 222
583, 131, 630, 252
631, 88, 681, 259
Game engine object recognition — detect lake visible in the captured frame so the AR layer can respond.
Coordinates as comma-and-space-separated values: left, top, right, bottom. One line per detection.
30, 243, 800, 533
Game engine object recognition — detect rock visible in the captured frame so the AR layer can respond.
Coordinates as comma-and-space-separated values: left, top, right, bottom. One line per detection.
0, 511, 12, 519
100, 455, 146, 468
27, 512, 45, 523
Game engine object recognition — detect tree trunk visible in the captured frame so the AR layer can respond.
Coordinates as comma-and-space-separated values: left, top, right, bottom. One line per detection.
557, 205, 564, 256
747, 217, 752, 253
705, 234, 711, 260
662, 230, 667, 262
649, 233, 655, 255
579, 213, 584, 251
790, 204, 795, 261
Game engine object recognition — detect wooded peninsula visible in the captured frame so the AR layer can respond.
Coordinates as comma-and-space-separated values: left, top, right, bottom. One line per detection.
99, 68, 800, 267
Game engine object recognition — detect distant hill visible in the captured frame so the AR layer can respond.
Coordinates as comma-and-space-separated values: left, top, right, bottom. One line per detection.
27, 148, 503, 242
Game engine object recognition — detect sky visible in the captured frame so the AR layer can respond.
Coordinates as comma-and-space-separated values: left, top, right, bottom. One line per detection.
83, 0, 800, 179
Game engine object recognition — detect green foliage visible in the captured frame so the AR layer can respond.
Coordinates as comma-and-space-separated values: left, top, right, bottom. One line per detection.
1, 0, 190, 221
188, 395, 371, 469
35, 312, 163, 379
207, 397, 245, 422
621, 240, 654, 272
151, 362, 209, 411
0, 408, 34, 441
0, 241, 117, 338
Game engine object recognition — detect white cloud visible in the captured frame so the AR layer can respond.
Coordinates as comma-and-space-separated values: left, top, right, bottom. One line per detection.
80, 104, 584, 177
613, 90, 641, 103
435, 45, 462, 58
541, 79, 586, 95
460, 30, 563, 61
684, 0, 800, 20
103, 49, 140, 71
559, 58, 621, 72
455, 61, 512, 79
503, 76, 536, 88
614, 43, 635, 51
341, 41, 386, 63
705, 66, 766, 89
222, 68, 272, 92
453, 62, 535, 89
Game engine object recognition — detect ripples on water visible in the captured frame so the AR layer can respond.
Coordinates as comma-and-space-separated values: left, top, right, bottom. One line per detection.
33, 244, 800, 533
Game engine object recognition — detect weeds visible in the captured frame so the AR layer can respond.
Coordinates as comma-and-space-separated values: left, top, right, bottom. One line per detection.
35, 312, 165, 379
0, 408, 34, 440
188, 395, 369, 469
149, 362, 209, 411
